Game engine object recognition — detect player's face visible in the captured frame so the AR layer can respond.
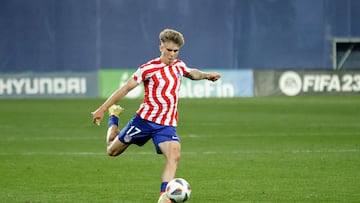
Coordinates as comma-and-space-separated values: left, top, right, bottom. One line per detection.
160, 42, 180, 65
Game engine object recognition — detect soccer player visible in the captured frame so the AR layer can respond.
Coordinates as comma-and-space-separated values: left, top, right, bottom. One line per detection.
91, 28, 221, 203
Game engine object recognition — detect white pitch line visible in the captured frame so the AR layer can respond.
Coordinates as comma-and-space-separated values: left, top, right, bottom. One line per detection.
1, 137, 101, 141
1, 131, 359, 142
0, 149, 358, 156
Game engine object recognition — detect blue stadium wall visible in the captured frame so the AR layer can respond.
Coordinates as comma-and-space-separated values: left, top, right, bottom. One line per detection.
1, 0, 360, 73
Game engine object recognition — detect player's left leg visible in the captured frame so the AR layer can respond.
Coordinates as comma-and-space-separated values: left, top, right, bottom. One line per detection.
158, 141, 181, 182
152, 125, 181, 192
157, 141, 181, 203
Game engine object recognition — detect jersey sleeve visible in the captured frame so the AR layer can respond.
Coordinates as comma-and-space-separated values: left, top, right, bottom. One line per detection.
132, 67, 144, 84
179, 61, 194, 75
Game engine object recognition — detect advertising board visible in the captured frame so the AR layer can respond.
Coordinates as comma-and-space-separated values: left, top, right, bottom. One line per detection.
254, 70, 360, 96
0, 72, 98, 98
100, 69, 253, 98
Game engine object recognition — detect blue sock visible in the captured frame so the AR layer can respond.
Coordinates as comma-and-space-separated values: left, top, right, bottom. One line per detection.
160, 182, 168, 193
107, 115, 119, 128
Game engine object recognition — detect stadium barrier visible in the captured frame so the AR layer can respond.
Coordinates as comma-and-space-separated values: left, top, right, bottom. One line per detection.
2, 70, 360, 98
0, 70, 253, 98
0, 72, 98, 98
254, 70, 360, 96
99, 69, 253, 98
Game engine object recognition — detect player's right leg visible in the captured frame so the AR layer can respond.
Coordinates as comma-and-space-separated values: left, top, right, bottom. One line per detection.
107, 138, 129, 156
106, 105, 129, 156
106, 124, 119, 147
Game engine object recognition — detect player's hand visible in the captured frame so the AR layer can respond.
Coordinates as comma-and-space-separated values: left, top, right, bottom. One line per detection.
91, 108, 104, 126
207, 72, 221, 82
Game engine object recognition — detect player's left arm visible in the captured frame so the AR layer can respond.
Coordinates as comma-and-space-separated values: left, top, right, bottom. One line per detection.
185, 69, 221, 82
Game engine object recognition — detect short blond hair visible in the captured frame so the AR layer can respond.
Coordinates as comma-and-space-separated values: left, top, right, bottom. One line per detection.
159, 29, 185, 47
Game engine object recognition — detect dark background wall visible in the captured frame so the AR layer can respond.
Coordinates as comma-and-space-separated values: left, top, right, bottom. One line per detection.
0, 0, 359, 72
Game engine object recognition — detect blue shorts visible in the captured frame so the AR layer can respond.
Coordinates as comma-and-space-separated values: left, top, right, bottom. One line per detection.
118, 114, 180, 154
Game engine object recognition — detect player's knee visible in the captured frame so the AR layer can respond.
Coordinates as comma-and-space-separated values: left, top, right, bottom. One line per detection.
175, 151, 181, 162
171, 148, 181, 163
107, 143, 128, 157
107, 150, 117, 157
107, 147, 120, 157
159, 141, 181, 163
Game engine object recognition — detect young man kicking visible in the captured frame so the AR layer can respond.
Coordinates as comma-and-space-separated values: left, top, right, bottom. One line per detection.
91, 28, 221, 203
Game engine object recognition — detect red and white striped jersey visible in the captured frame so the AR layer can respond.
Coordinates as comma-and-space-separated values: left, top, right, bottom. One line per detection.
132, 57, 193, 126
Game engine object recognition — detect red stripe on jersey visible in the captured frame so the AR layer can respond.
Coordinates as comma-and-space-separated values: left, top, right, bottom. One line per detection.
175, 111, 178, 125
137, 59, 163, 81
168, 66, 180, 126
144, 77, 158, 121
150, 74, 163, 123
159, 67, 172, 125
138, 58, 162, 69
137, 79, 149, 116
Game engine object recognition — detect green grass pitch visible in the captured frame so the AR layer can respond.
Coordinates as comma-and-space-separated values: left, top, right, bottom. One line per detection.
0, 96, 359, 202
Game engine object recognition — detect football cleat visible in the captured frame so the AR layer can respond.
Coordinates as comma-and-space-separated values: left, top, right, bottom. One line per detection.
108, 104, 124, 118
157, 192, 171, 203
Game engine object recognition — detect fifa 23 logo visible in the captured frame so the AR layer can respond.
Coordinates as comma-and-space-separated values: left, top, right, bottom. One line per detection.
279, 71, 360, 96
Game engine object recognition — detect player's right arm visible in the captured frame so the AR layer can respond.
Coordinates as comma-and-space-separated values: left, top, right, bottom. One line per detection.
91, 78, 138, 125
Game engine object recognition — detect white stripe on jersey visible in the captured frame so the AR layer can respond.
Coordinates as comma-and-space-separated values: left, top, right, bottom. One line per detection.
132, 57, 192, 126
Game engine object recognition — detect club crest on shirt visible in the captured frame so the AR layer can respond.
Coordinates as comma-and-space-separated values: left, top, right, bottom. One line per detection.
124, 134, 132, 142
